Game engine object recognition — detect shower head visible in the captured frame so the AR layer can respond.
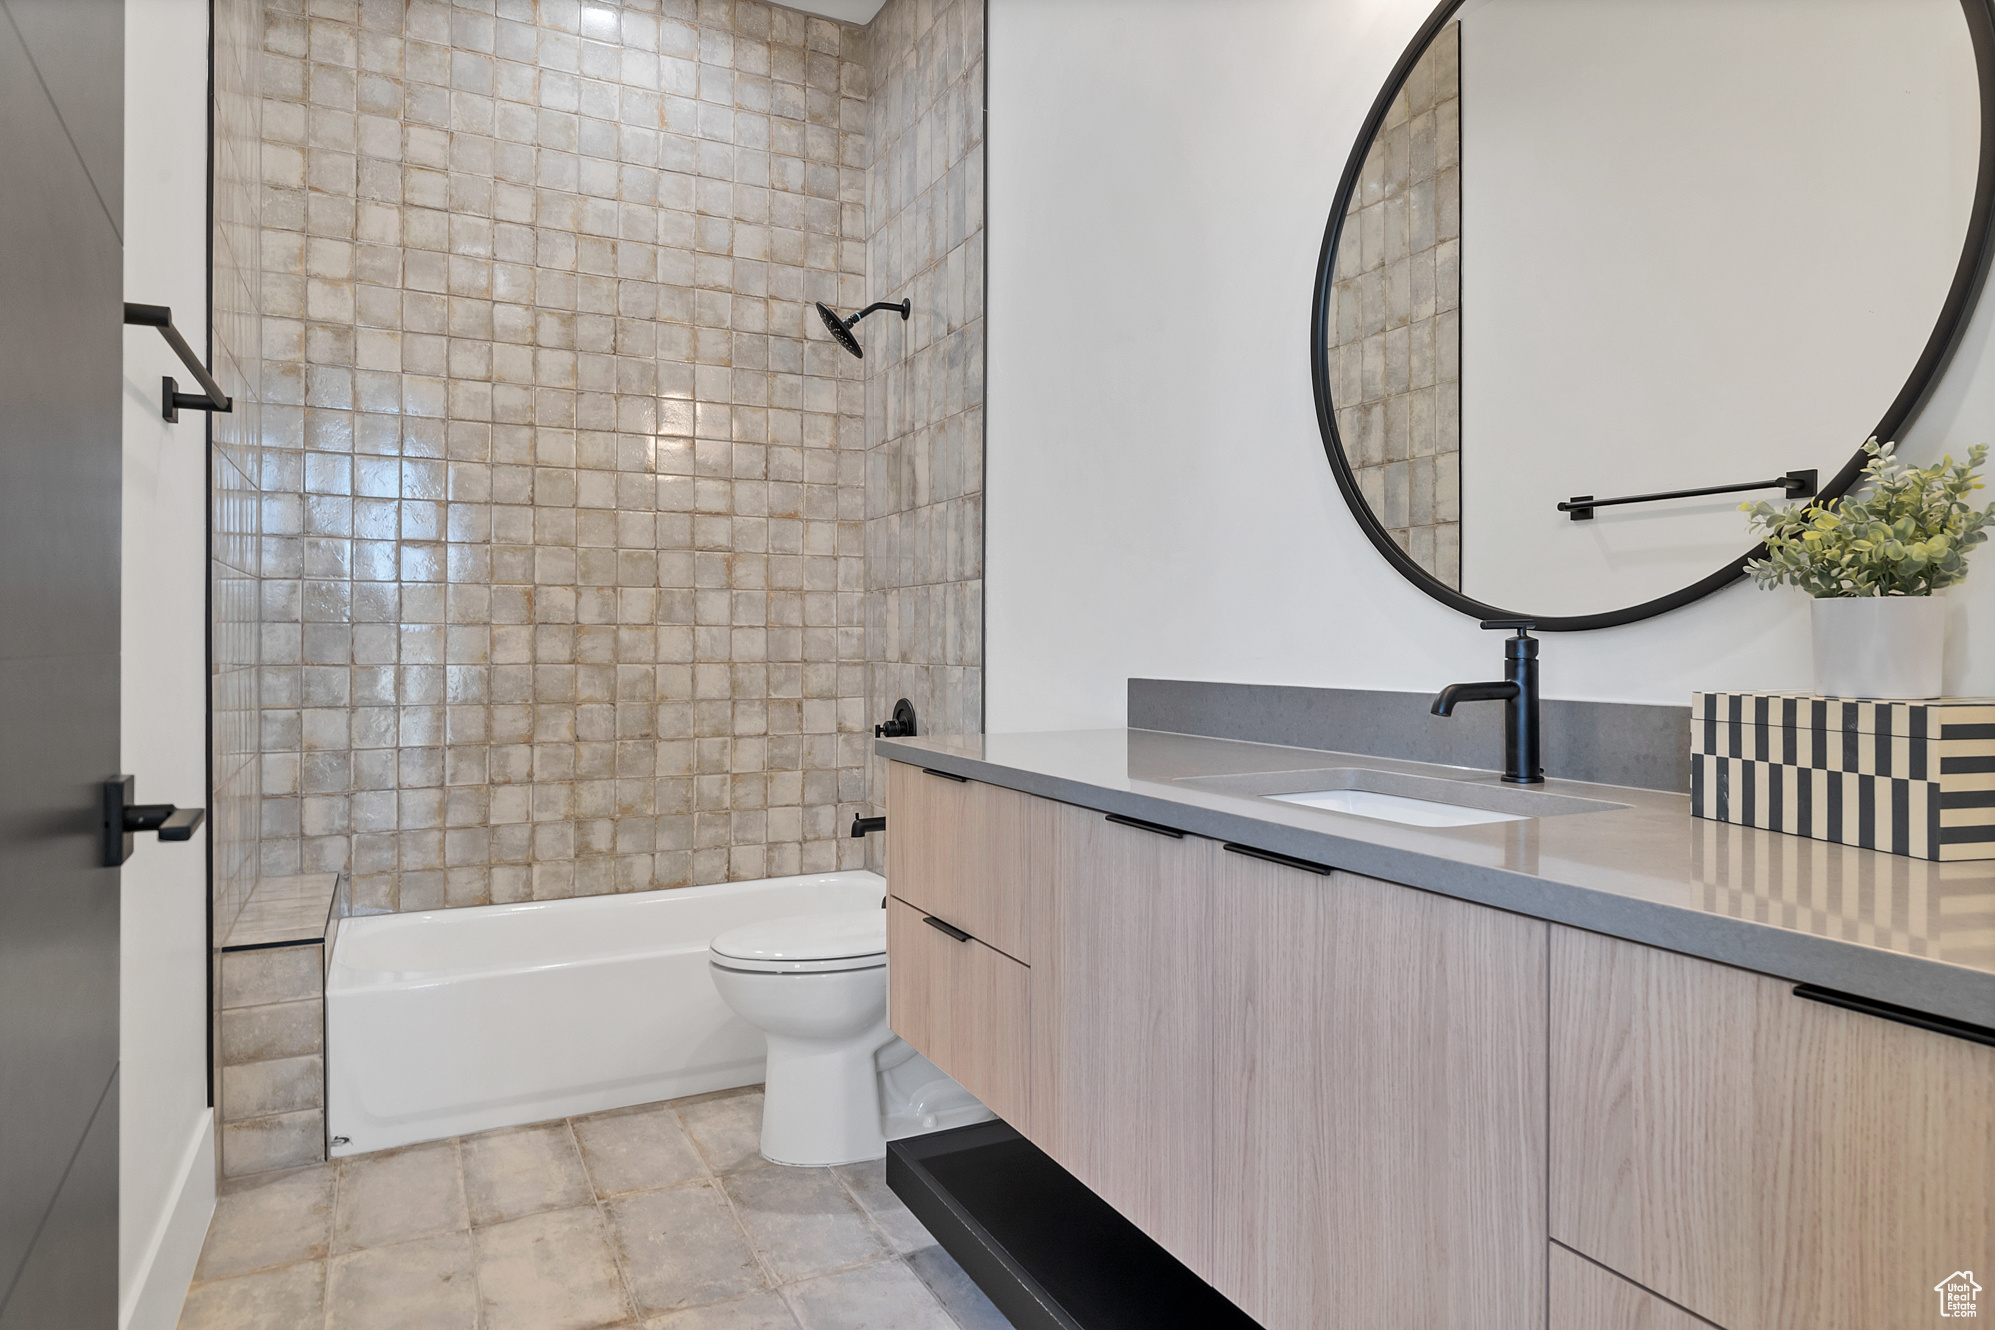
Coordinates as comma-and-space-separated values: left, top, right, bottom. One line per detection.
814, 298, 911, 359
815, 302, 864, 357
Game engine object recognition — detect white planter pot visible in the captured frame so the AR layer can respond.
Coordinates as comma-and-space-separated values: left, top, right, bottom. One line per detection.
1810, 596, 1945, 699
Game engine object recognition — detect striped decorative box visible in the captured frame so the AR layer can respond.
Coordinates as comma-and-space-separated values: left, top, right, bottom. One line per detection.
1690, 692, 1995, 861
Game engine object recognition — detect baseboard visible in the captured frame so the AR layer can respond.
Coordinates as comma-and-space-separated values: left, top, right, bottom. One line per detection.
121, 1109, 215, 1330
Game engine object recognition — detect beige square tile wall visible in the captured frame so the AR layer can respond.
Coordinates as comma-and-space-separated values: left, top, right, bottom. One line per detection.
252, 0, 893, 911
218, 941, 327, 1176
1328, 21, 1461, 588
858, 0, 984, 855
214, 0, 267, 942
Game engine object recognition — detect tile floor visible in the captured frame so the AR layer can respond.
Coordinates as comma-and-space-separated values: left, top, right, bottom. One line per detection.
177, 1086, 1015, 1330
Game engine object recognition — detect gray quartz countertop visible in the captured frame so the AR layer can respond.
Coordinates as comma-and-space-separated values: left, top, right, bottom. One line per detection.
876, 728, 1995, 1030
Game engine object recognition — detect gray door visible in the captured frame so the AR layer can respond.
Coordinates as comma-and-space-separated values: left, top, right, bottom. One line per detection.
0, 1, 125, 1324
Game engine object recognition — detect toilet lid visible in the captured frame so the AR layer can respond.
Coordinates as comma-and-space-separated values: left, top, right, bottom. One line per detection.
709, 909, 887, 972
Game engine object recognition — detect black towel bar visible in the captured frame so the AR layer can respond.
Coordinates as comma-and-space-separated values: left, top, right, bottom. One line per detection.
1558, 469, 1815, 521
125, 302, 232, 422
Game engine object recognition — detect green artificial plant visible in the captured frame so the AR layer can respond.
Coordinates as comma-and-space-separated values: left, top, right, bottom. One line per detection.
1742, 439, 1995, 597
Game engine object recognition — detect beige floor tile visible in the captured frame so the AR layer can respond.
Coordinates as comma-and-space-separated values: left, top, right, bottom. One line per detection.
326, 1231, 478, 1330
193, 1164, 335, 1282
572, 1101, 709, 1197
905, 1245, 1017, 1330
607, 1180, 767, 1315
833, 1159, 935, 1254
645, 1290, 800, 1329
334, 1140, 468, 1253
724, 1166, 886, 1282
783, 1259, 956, 1330
176, 1259, 324, 1330
474, 1204, 632, 1330
462, 1121, 593, 1225
673, 1090, 765, 1176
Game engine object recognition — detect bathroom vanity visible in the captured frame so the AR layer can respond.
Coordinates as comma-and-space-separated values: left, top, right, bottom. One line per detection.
877, 730, 1995, 1330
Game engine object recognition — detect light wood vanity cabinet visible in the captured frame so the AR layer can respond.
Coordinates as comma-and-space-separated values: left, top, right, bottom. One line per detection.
885, 896, 1031, 1129
884, 759, 1991, 1330
1208, 848, 1548, 1330
886, 763, 1550, 1329
1028, 801, 1225, 1275
1550, 1245, 1711, 1330
885, 761, 1032, 962
1550, 925, 1995, 1330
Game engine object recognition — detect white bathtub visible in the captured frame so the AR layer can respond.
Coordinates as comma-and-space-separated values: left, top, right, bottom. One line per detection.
326, 870, 887, 1156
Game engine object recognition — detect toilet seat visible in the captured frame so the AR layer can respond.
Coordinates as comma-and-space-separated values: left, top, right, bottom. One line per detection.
709, 909, 887, 975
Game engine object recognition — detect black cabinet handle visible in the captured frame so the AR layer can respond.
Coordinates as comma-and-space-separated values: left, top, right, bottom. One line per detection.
922, 767, 968, 783
1222, 842, 1333, 876
1792, 984, 1995, 1048
1105, 813, 1185, 839
922, 915, 972, 943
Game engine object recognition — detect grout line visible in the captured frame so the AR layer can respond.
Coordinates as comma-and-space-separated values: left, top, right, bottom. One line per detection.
449, 1137, 485, 1330
708, 1160, 783, 1299
572, 1115, 643, 1327
322, 1157, 345, 1330
907, 1258, 978, 1330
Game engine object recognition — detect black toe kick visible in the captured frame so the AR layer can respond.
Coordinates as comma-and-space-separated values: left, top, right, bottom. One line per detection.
886, 1122, 1263, 1330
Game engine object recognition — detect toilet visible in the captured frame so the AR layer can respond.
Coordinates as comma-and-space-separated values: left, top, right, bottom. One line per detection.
708, 907, 993, 1167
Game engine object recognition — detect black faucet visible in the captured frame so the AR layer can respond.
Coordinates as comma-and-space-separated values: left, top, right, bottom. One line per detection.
1431, 620, 1543, 784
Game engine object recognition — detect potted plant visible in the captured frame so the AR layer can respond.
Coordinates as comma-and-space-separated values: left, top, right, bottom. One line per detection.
1743, 439, 1993, 699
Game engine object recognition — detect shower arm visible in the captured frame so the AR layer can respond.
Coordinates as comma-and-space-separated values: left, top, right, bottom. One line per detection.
841, 299, 911, 328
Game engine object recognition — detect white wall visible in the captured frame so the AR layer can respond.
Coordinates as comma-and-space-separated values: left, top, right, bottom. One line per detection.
1458, 0, 1978, 617
121, 2, 217, 1325
984, 0, 1995, 732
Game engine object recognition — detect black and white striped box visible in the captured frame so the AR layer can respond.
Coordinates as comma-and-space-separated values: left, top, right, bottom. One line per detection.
1690, 692, 1995, 862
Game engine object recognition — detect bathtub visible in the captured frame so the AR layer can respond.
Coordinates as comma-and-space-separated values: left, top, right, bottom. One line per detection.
326, 869, 887, 1156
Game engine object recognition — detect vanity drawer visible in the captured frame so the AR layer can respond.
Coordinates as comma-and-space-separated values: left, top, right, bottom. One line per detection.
1550, 925, 1995, 1330
1028, 797, 1224, 1277
1551, 1245, 1713, 1330
887, 895, 1030, 1130
886, 761, 1032, 963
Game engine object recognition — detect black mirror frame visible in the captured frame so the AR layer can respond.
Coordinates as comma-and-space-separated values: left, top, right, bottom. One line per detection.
1311, 0, 1995, 631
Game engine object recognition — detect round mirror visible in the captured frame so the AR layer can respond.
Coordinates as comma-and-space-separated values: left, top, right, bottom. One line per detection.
1314, 0, 1995, 629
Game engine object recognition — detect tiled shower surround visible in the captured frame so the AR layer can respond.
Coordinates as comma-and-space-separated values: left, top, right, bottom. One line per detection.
248, 0, 980, 912
214, 0, 268, 942
859, 0, 985, 852
1327, 21, 1461, 587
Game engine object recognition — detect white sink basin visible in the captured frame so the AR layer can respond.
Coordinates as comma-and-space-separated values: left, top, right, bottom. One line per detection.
1268, 788, 1528, 827
1175, 766, 1627, 826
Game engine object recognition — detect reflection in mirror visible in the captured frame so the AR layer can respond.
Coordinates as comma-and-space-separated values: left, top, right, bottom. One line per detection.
1328, 24, 1463, 587
1323, 0, 1985, 622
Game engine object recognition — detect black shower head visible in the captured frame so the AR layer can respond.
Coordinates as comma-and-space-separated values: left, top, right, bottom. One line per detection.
815, 301, 864, 357
814, 298, 911, 359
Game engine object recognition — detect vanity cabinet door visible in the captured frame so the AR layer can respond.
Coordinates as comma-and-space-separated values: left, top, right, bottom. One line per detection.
887, 896, 1031, 1129
1209, 855, 1549, 1330
885, 761, 1032, 962
1027, 800, 1223, 1277
1550, 925, 1995, 1330
1550, 1245, 1714, 1330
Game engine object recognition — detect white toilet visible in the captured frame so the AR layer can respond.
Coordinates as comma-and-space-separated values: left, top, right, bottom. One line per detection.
708, 907, 993, 1167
